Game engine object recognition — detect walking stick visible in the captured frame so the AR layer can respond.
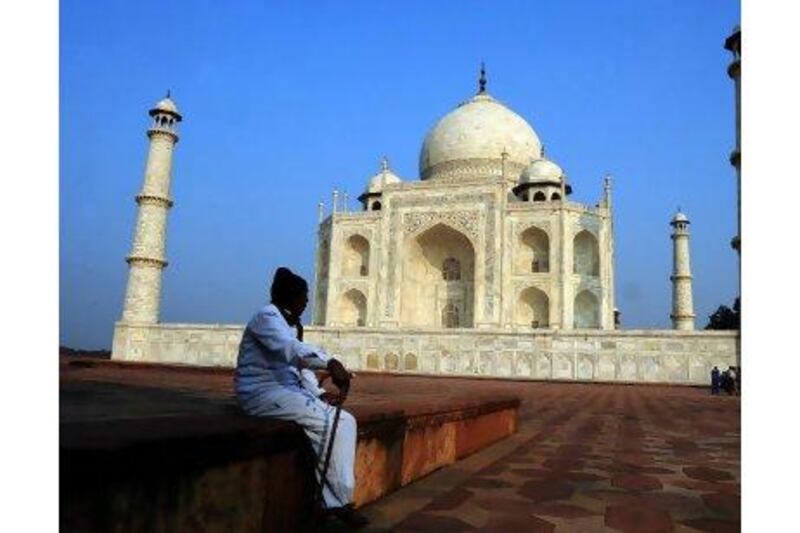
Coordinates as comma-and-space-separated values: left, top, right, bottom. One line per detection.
315, 381, 349, 515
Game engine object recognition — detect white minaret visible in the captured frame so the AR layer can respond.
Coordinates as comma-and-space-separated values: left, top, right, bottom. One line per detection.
670, 210, 695, 330
120, 93, 182, 323
725, 26, 741, 256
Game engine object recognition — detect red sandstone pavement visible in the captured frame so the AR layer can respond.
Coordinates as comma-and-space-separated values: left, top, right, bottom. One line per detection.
60, 360, 740, 532
359, 377, 740, 533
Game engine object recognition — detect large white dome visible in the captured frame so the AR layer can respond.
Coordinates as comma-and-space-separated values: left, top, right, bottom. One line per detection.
419, 92, 542, 182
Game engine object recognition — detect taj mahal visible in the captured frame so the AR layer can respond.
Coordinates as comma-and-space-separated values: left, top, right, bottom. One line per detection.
112, 61, 738, 384
314, 68, 617, 332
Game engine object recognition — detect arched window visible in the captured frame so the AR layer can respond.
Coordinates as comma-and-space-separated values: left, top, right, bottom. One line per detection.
551, 192, 561, 201
442, 303, 460, 328
533, 191, 546, 202
517, 286, 550, 328
344, 234, 370, 277
521, 192, 529, 202
520, 226, 550, 274
372, 201, 382, 211
442, 257, 461, 281
340, 288, 367, 327
573, 230, 600, 275
574, 289, 600, 328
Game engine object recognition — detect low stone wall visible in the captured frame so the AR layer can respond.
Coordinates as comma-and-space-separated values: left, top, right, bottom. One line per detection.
112, 322, 243, 367
61, 358, 520, 530
112, 322, 739, 385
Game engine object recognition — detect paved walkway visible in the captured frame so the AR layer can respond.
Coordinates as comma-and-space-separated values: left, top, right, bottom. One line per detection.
360, 379, 740, 532
60, 361, 740, 531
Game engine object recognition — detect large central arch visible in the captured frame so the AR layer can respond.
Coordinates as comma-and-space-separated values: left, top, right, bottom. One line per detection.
400, 223, 475, 328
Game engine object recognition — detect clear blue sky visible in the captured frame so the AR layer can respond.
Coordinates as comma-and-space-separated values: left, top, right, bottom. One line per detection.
60, 0, 741, 349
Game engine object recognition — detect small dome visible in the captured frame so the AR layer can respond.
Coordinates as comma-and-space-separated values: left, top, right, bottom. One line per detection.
364, 158, 402, 195
672, 211, 689, 223
419, 92, 541, 181
149, 94, 182, 119
519, 158, 564, 185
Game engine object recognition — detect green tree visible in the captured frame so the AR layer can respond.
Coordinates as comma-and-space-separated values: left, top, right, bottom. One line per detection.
705, 297, 740, 330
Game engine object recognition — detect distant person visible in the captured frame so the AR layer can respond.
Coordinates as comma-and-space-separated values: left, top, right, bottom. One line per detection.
721, 367, 736, 396
235, 267, 367, 528
735, 366, 741, 393
711, 366, 720, 395
728, 366, 739, 396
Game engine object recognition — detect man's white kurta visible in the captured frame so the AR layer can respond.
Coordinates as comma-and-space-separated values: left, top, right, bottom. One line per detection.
235, 303, 356, 509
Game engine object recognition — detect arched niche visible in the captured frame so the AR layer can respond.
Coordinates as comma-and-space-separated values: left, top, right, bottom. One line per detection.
573, 230, 599, 275
574, 289, 600, 329
366, 353, 380, 370
343, 234, 370, 277
533, 191, 546, 202
401, 223, 475, 328
516, 286, 550, 328
517, 226, 549, 274
442, 302, 460, 328
339, 288, 367, 327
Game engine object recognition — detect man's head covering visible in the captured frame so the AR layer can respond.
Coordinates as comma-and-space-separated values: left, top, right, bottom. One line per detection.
270, 267, 309, 306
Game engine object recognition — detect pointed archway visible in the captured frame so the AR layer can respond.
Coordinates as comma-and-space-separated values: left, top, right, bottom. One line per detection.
400, 223, 475, 328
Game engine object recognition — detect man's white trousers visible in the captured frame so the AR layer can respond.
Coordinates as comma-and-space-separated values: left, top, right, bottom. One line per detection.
240, 387, 356, 509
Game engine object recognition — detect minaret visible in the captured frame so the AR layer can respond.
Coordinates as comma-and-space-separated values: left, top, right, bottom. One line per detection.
603, 175, 616, 330
120, 93, 182, 323
724, 26, 741, 255
670, 210, 695, 330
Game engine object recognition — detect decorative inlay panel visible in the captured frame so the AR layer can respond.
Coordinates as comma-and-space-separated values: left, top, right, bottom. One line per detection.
402, 210, 479, 241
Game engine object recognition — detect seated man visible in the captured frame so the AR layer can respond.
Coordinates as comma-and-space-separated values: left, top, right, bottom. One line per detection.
235, 267, 368, 528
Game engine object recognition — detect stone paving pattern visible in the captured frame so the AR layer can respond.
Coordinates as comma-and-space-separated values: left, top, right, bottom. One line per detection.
359, 377, 740, 532
60, 360, 740, 532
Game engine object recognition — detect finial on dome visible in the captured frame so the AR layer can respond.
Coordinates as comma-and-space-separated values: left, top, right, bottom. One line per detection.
541, 143, 546, 158
166, 89, 171, 98
381, 155, 389, 172
478, 62, 487, 94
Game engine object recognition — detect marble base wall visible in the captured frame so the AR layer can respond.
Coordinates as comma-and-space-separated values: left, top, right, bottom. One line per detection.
112, 323, 739, 385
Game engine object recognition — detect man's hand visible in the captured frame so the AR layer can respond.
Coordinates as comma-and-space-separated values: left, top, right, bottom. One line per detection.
316, 369, 331, 386
326, 358, 352, 393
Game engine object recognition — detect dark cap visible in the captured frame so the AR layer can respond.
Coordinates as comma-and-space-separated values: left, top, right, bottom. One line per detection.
270, 267, 308, 305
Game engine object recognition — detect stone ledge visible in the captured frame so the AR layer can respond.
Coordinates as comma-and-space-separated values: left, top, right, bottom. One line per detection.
61, 358, 520, 531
